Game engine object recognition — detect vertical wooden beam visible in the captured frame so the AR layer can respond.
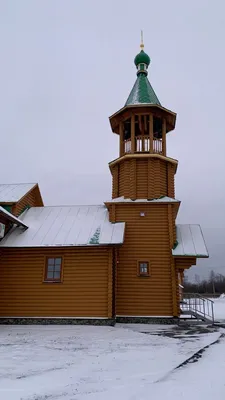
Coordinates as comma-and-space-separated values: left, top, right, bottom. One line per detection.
119, 122, 124, 157
107, 248, 113, 319
142, 115, 146, 151
168, 204, 179, 317
167, 164, 175, 198
130, 159, 136, 200
154, 159, 161, 198
111, 204, 116, 222
112, 165, 119, 199
112, 248, 118, 319
131, 114, 135, 153
149, 113, 153, 153
147, 158, 154, 199
162, 118, 167, 156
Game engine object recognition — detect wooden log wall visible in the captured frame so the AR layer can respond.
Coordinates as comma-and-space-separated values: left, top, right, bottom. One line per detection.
113, 204, 176, 316
0, 247, 113, 318
111, 157, 176, 200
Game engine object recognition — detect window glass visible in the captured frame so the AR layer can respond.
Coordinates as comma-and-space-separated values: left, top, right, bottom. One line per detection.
45, 257, 62, 281
139, 262, 149, 276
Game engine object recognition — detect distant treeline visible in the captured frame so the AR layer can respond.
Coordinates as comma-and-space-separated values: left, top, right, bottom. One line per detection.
184, 270, 225, 294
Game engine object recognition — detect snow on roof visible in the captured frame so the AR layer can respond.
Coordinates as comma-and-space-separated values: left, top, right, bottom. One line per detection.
0, 183, 36, 203
173, 224, 208, 258
106, 196, 180, 203
0, 205, 125, 248
0, 206, 28, 229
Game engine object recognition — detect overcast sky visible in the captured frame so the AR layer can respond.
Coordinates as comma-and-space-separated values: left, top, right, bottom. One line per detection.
0, 0, 225, 279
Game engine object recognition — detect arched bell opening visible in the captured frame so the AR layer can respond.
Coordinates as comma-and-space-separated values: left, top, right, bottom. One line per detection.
123, 117, 131, 153
120, 113, 166, 156
135, 115, 150, 152
153, 116, 163, 154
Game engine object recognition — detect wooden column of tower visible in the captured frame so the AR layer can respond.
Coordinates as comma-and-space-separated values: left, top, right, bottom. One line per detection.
107, 35, 180, 319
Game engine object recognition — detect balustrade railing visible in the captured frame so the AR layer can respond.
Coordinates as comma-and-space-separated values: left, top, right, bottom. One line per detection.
153, 138, 162, 154
136, 136, 150, 152
124, 139, 131, 153
181, 293, 214, 323
123, 136, 163, 154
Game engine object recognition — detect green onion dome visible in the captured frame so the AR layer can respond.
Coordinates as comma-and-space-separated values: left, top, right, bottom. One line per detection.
134, 50, 150, 67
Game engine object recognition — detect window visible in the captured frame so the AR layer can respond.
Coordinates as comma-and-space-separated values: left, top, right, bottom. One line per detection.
44, 257, 62, 282
138, 261, 149, 277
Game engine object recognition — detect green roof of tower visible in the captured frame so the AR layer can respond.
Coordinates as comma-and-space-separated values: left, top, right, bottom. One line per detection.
125, 36, 161, 107
125, 73, 161, 106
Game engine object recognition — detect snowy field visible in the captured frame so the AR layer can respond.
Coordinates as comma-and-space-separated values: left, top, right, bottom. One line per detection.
213, 295, 225, 321
0, 298, 224, 400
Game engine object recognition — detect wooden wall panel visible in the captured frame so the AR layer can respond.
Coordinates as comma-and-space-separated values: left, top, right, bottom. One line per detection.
153, 159, 161, 198
115, 157, 173, 201
175, 258, 196, 270
147, 159, 154, 198
112, 165, 119, 199
12, 185, 44, 217
124, 161, 130, 198
136, 160, 148, 199
167, 164, 175, 198
130, 159, 137, 200
115, 204, 174, 316
118, 163, 124, 198
0, 247, 111, 318
172, 207, 177, 244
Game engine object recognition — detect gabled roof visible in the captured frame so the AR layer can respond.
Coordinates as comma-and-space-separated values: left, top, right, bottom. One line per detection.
125, 73, 161, 106
0, 183, 37, 203
0, 206, 28, 229
0, 205, 125, 248
173, 224, 208, 258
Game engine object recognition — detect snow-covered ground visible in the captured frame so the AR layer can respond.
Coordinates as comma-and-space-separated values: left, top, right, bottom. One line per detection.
0, 298, 224, 400
213, 295, 225, 321
0, 324, 223, 400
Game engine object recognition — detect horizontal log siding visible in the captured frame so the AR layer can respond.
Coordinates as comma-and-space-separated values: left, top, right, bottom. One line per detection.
0, 247, 111, 318
167, 164, 176, 199
12, 185, 44, 217
112, 165, 119, 199
113, 157, 174, 200
172, 207, 177, 244
175, 257, 196, 270
115, 204, 174, 316
136, 160, 148, 198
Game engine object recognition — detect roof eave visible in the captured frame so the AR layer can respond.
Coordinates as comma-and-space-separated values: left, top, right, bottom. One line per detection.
108, 153, 178, 173
173, 254, 209, 259
109, 104, 177, 134
0, 207, 28, 229
105, 199, 181, 206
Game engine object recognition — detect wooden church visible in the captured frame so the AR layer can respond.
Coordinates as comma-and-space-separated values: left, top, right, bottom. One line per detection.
0, 40, 208, 324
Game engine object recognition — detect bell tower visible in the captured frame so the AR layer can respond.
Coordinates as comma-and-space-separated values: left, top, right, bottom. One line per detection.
105, 37, 182, 319
106, 37, 208, 321
109, 39, 177, 201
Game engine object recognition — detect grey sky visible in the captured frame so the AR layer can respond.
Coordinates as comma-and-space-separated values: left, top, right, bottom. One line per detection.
0, 0, 225, 279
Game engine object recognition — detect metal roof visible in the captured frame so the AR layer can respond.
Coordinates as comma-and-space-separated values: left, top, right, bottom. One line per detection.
173, 224, 208, 258
125, 73, 161, 106
106, 196, 180, 203
0, 206, 28, 229
0, 183, 36, 203
0, 206, 125, 248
